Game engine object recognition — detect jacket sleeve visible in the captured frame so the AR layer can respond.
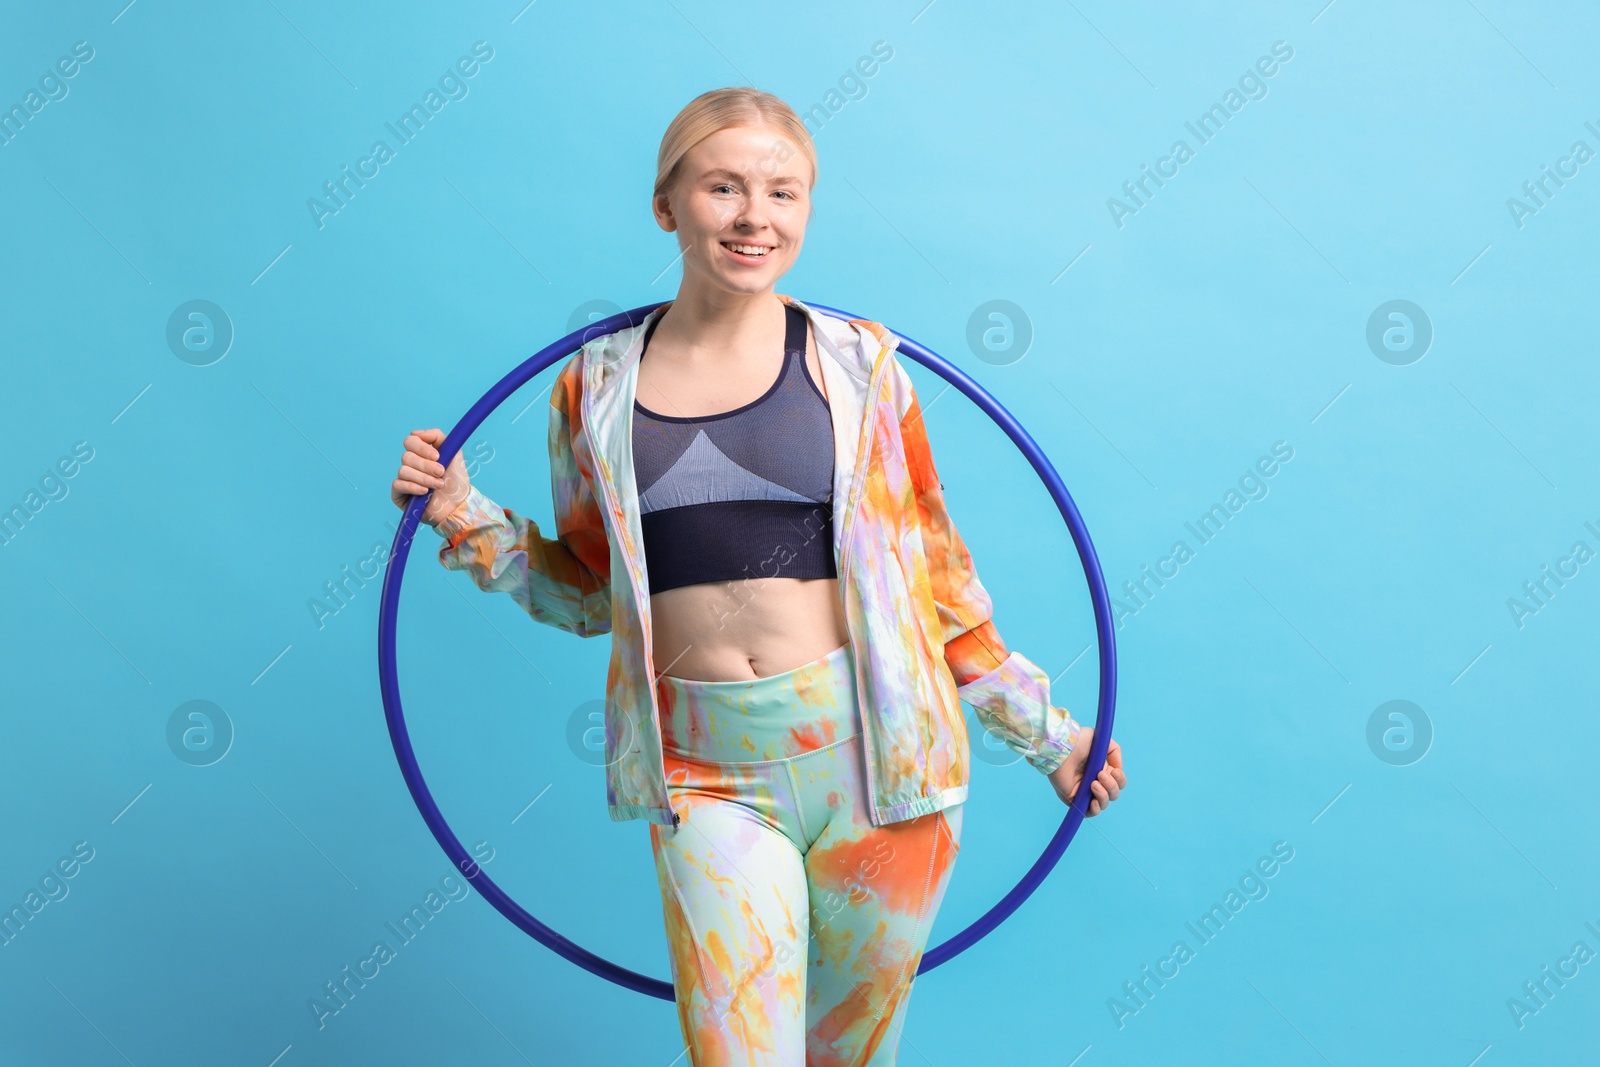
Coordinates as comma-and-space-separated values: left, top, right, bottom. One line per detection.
895, 361, 1083, 774
427, 358, 612, 637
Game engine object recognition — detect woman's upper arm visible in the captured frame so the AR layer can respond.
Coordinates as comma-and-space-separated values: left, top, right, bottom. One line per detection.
548, 357, 612, 588
893, 359, 1009, 684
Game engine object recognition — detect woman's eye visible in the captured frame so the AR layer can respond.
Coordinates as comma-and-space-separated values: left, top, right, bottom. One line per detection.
713, 184, 735, 194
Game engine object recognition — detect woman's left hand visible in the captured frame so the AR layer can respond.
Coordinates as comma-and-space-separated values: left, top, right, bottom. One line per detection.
1047, 727, 1125, 817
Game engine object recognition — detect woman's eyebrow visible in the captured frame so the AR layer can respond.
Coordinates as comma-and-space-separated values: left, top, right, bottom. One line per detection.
698, 167, 804, 186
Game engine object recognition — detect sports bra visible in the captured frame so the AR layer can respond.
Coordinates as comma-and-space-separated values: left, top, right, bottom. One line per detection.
631, 303, 838, 595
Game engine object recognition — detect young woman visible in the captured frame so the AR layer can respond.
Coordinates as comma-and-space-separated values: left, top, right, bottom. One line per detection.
392, 87, 1126, 1065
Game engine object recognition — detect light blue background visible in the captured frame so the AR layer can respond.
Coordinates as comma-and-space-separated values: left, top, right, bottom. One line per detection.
2, 1, 1596, 1064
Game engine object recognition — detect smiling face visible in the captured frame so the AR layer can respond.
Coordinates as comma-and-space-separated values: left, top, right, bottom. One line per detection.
653, 124, 813, 298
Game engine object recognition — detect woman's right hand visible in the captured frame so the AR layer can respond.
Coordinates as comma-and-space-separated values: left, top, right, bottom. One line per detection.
392, 427, 471, 525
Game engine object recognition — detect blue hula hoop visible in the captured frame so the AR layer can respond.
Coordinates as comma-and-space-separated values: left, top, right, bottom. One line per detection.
377, 300, 1117, 1000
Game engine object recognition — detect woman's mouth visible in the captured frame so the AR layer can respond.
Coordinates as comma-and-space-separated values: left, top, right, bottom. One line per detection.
721, 241, 773, 265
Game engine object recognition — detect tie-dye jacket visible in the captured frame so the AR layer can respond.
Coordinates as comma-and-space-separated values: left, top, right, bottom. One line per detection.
430, 294, 1082, 828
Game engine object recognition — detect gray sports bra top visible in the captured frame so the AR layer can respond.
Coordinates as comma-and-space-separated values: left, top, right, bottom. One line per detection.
631, 304, 837, 594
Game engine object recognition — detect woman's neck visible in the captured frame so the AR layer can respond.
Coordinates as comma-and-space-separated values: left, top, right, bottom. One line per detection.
654, 279, 785, 359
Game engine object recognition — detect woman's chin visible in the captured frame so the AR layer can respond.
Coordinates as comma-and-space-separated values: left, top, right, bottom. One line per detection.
691, 267, 783, 297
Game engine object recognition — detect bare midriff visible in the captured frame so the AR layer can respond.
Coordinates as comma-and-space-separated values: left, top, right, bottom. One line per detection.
649, 577, 849, 682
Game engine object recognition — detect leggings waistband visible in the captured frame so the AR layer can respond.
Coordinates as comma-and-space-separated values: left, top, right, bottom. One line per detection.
656, 640, 859, 763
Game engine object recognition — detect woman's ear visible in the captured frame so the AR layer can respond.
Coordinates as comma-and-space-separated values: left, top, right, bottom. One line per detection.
652, 191, 678, 233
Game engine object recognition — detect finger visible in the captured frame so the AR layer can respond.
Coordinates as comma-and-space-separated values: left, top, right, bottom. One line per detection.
414, 437, 441, 463
397, 465, 431, 487
401, 452, 446, 482
397, 468, 440, 493
402, 446, 443, 476
393, 473, 429, 497
408, 429, 443, 459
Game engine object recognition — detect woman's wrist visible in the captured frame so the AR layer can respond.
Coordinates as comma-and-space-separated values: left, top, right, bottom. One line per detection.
427, 485, 481, 534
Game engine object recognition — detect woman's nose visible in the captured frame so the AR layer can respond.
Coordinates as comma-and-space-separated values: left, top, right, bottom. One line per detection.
730, 198, 768, 230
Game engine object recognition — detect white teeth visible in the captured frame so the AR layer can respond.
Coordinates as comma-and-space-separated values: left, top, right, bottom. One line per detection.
725, 242, 768, 256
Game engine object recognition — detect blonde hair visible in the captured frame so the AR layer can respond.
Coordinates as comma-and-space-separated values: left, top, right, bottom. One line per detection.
653, 87, 818, 203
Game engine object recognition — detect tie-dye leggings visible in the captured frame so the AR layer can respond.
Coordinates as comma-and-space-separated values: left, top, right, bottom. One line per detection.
649, 638, 963, 1066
